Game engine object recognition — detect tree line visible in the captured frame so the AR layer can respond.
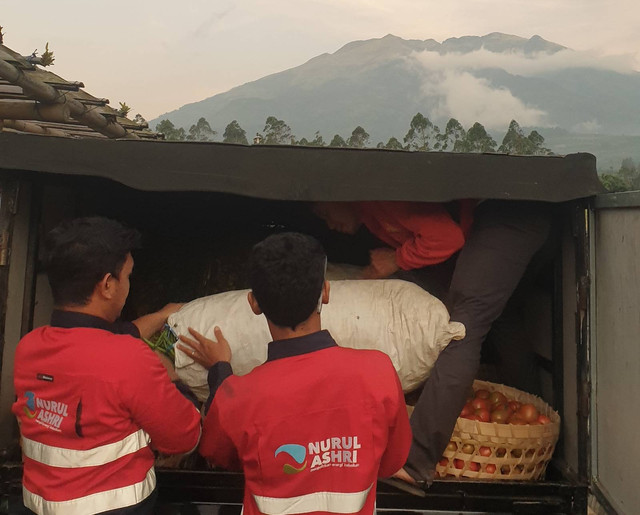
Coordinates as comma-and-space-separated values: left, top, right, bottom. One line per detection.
600, 158, 640, 192
145, 111, 639, 192
151, 114, 553, 156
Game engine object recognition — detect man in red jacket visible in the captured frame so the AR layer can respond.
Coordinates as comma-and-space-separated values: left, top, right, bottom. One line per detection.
313, 200, 551, 486
179, 232, 411, 515
312, 201, 469, 282
12, 217, 202, 515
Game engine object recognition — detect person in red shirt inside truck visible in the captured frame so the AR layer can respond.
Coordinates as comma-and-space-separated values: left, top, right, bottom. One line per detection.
313, 200, 472, 282
179, 232, 411, 515
313, 199, 552, 486
12, 217, 202, 515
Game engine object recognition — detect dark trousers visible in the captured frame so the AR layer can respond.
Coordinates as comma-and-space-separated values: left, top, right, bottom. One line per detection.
403, 200, 553, 484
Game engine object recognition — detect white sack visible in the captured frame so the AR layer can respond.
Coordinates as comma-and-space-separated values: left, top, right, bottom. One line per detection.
170, 279, 465, 401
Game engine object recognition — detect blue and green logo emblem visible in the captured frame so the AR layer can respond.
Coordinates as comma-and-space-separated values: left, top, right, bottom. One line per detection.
275, 444, 307, 474
23, 392, 37, 419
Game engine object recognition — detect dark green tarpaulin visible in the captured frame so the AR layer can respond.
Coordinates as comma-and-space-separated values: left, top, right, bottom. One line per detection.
0, 132, 604, 201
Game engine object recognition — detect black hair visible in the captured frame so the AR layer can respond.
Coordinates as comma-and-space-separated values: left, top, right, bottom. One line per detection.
43, 217, 141, 306
249, 232, 326, 330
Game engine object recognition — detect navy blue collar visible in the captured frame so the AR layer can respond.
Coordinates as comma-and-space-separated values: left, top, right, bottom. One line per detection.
267, 330, 337, 362
50, 310, 140, 338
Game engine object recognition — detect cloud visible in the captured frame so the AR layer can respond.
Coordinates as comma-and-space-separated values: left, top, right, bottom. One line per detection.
572, 119, 602, 133
404, 45, 639, 129
411, 47, 638, 76
416, 68, 547, 129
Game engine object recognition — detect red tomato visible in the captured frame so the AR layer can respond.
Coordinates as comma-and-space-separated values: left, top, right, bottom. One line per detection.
517, 403, 539, 423
490, 409, 511, 424
454, 459, 465, 469
485, 463, 497, 474
460, 403, 474, 417
465, 414, 483, 421
491, 402, 508, 413
475, 389, 490, 399
537, 414, 551, 425
468, 462, 480, 472
479, 446, 492, 457
508, 401, 521, 412
474, 408, 491, 423
510, 415, 528, 425
461, 443, 475, 454
439, 458, 449, 466
471, 398, 490, 411
489, 391, 507, 405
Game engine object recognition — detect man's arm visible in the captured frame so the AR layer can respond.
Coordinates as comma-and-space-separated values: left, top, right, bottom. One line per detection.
120, 340, 201, 455
395, 204, 465, 270
199, 389, 242, 470
132, 303, 184, 339
378, 363, 412, 478
176, 326, 233, 413
176, 327, 241, 469
361, 203, 465, 278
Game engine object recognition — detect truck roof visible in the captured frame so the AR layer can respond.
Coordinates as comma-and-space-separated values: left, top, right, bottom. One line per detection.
0, 131, 604, 202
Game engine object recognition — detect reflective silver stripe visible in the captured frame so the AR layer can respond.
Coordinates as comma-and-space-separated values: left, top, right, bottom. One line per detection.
253, 483, 372, 514
22, 429, 151, 468
23, 465, 155, 515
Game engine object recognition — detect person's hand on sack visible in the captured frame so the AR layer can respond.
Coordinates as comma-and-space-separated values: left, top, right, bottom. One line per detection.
362, 247, 399, 279
177, 326, 232, 369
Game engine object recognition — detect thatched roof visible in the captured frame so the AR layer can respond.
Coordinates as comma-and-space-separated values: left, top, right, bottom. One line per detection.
0, 37, 161, 140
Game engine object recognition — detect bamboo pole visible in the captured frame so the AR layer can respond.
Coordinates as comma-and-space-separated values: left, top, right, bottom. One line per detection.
3, 119, 69, 137
0, 101, 72, 123
0, 59, 138, 139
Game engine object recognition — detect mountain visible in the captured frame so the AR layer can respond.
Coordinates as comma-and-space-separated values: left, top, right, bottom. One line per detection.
151, 33, 640, 169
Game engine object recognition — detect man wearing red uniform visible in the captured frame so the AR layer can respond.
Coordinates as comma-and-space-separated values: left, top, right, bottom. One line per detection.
313, 200, 552, 486
12, 217, 202, 515
313, 201, 470, 281
179, 232, 411, 514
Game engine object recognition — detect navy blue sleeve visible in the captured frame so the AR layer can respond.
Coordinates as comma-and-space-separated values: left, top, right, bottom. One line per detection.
173, 380, 201, 410
204, 362, 233, 415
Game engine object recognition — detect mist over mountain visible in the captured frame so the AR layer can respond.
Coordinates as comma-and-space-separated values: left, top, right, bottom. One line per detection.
151, 33, 640, 169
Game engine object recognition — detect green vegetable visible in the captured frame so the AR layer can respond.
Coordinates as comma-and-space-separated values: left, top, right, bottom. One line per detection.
143, 324, 177, 360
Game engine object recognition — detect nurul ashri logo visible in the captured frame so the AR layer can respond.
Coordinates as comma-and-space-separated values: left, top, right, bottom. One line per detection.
23, 392, 37, 419
275, 444, 307, 474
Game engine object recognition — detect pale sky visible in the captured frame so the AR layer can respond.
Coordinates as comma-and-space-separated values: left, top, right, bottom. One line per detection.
2, 0, 639, 120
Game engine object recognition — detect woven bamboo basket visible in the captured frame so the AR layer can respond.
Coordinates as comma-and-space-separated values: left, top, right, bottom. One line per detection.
435, 380, 560, 480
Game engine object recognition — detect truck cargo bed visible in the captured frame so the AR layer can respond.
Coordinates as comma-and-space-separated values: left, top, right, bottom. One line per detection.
1, 464, 588, 514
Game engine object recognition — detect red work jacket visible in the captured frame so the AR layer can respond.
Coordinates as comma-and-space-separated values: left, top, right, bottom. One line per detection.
12, 311, 201, 515
358, 201, 474, 270
200, 330, 412, 515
